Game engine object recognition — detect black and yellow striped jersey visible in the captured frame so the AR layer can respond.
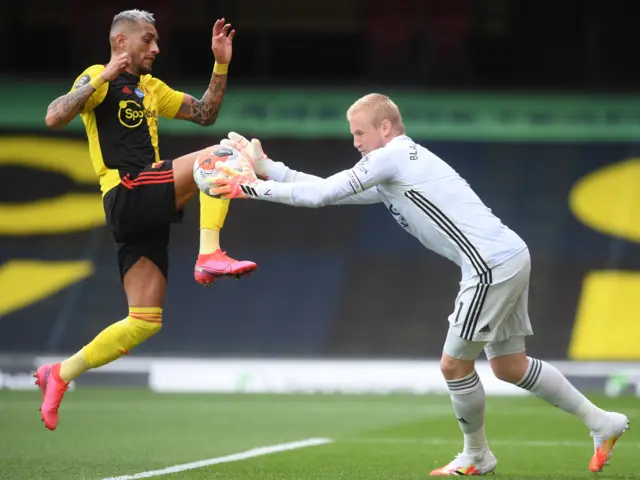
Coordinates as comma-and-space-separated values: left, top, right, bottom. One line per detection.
70, 65, 185, 195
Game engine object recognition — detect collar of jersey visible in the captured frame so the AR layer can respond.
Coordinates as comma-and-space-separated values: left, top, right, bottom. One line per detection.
389, 135, 411, 145
119, 71, 140, 82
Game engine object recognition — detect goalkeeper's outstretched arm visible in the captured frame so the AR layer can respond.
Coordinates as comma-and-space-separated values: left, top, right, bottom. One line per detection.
219, 132, 382, 205
225, 148, 397, 208
260, 159, 381, 205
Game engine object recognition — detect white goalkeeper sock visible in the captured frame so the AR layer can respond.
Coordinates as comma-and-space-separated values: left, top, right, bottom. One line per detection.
447, 370, 489, 457
516, 357, 609, 433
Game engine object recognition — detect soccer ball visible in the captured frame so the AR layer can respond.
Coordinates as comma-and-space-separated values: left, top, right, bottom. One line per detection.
193, 145, 244, 198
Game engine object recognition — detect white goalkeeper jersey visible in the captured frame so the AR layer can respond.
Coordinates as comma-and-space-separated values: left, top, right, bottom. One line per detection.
253, 135, 528, 280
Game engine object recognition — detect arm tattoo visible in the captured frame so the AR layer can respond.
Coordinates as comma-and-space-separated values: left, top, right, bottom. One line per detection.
47, 83, 96, 125
190, 71, 227, 126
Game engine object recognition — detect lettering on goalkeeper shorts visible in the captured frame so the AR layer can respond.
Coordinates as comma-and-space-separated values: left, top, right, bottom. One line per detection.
241, 185, 258, 197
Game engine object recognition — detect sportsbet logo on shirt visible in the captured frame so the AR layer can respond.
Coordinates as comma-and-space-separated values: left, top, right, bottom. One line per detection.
118, 100, 158, 128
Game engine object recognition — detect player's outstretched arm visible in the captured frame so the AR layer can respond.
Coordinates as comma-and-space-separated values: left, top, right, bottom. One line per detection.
244, 163, 381, 206
211, 149, 395, 208
220, 132, 382, 205
45, 53, 131, 129
174, 19, 234, 126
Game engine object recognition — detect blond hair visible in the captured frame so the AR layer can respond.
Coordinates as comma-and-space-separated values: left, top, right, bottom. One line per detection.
346, 93, 405, 134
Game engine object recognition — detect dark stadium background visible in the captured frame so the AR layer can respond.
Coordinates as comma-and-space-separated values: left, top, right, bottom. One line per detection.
1, 0, 639, 364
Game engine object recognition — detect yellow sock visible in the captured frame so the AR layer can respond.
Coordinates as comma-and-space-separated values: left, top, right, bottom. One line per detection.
61, 307, 163, 381
59, 351, 89, 383
200, 229, 220, 255
200, 192, 230, 254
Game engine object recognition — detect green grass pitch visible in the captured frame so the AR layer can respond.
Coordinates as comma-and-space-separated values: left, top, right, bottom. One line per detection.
0, 389, 637, 479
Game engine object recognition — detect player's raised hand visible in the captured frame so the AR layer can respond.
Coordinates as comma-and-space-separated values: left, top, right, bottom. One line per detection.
209, 160, 259, 199
211, 18, 235, 65
220, 132, 269, 175
101, 52, 132, 81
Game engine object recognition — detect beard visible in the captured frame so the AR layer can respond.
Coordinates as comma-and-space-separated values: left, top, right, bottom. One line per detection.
137, 64, 153, 75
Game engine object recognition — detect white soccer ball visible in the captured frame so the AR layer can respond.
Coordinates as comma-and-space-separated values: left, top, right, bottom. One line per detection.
193, 144, 244, 198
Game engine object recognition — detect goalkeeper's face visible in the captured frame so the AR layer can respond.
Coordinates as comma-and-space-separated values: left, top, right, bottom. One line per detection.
348, 111, 387, 157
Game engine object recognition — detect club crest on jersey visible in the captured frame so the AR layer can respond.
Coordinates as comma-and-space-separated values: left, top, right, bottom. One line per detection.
134, 87, 145, 98
388, 204, 410, 229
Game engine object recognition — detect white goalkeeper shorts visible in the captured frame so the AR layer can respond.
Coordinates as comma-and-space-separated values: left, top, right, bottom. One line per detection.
443, 248, 533, 361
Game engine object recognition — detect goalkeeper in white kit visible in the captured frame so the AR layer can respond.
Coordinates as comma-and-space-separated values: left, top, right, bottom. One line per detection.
209, 94, 629, 476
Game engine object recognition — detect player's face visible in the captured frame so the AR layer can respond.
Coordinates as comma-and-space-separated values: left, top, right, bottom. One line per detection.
125, 22, 160, 75
348, 111, 386, 157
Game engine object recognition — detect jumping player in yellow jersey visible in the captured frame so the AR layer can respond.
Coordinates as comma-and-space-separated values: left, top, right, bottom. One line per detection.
34, 9, 256, 430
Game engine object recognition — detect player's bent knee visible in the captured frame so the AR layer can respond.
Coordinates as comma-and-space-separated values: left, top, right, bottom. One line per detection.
485, 336, 528, 383
124, 257, 167, 306
172, 149, 210, 209
440, 329, 483, 379
489, 352, 528, 384
440, 353, 475, 380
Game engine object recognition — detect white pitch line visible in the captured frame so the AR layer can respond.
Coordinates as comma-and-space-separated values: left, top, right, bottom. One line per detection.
102, 438, 333, 480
